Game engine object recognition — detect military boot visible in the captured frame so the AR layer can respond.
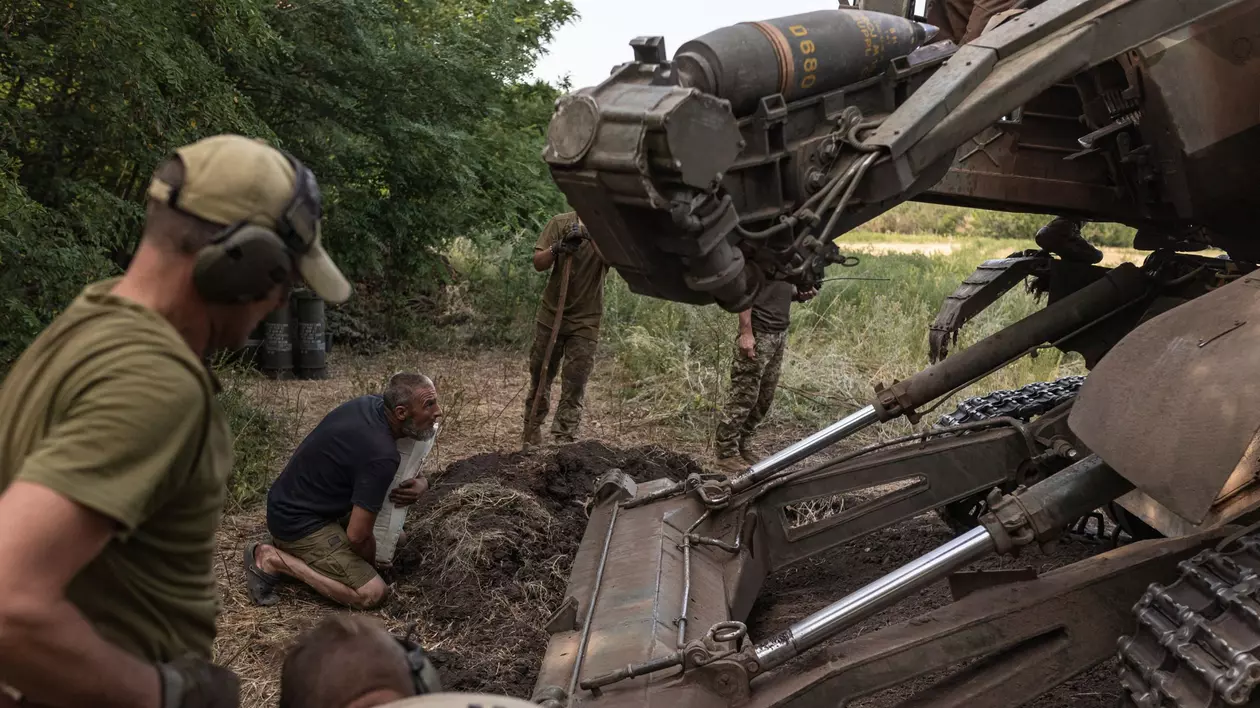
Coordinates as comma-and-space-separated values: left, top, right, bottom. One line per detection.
738, 440, 760, 465
713, 454, 747, 476
1035, 217, 1103, 265
521, 425, 543, 450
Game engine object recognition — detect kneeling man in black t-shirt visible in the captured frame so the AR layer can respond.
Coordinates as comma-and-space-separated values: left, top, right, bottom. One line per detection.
244, 372, 441, 609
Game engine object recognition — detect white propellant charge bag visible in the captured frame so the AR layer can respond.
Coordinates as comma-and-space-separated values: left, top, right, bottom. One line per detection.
373, 425, 437, 565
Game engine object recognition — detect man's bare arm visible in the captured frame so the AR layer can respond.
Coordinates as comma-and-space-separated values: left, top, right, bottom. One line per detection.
533, 247, 556, 272
0, 482, 160, 708
346, 505, 379, 563
736, 310, 756, 360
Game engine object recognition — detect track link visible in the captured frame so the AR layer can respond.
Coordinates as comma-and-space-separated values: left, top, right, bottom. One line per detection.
934, 375, 1086, 428
932, 376, 1085, 534
1119, 533, 1260, 707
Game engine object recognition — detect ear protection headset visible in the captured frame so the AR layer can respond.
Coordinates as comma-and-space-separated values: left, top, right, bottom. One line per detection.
166, 152, 322, 304
396, 635, 443, 696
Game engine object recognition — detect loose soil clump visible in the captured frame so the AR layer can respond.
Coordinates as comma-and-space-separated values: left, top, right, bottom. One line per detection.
390, 441, 699, 698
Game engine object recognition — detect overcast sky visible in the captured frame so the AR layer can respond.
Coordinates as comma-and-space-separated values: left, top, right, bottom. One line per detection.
531, 1, 929, 90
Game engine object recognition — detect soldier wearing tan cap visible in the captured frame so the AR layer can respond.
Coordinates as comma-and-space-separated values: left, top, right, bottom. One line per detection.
0, 135, 351, 708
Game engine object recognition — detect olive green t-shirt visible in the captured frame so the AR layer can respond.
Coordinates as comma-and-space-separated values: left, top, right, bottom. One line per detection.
0, 279, 232, 662
751, 280, 796, 334
535, 212, 610, 342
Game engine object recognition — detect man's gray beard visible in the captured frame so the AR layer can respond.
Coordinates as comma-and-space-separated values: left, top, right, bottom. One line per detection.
403, 419, 437, 442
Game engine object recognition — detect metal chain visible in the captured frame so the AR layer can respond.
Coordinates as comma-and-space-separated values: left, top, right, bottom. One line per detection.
934, 375, 1086, 428
1118, 533, 1260, 708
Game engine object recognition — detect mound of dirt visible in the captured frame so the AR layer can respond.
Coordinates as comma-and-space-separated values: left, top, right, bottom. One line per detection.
391, 441, 699, 698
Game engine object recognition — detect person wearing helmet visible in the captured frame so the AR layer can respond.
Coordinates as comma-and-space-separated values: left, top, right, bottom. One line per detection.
0, 134, 351, 708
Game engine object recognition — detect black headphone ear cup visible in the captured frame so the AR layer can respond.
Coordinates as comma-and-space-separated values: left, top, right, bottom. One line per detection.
396, 638, 442, 695
194, 225, 294, 304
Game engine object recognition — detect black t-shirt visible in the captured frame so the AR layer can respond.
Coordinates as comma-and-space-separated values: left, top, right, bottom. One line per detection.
266, 395, 401, 542
751, 280, 795, 334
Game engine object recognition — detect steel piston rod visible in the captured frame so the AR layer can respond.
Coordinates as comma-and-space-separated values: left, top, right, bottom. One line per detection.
752, 454, 1130, 672
732, 405, 879, 491
753, 525, 994, 671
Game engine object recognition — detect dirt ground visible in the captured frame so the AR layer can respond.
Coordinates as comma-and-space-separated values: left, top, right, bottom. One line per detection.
215, 348, 1125, 707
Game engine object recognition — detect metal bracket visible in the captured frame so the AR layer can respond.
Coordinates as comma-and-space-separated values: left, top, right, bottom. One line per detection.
545, 596, 580, 634
948, 568, 1039, 601
750, 413, 1072, 574
957, 128, 1006, 167
630, 36, 667, 65
1077, 112, 1140, 149
856, 0, 914, 18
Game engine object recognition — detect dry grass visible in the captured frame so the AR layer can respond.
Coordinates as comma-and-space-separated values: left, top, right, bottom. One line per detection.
784, 478, 924, 529
413, 482, 553, 583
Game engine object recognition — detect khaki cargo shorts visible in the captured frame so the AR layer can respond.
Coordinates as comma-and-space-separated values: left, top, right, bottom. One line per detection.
275, 523, 379, 590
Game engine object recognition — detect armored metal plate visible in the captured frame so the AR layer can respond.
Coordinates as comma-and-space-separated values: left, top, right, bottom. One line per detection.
545, 94, 600, 166
664, 93, 742, 189
1070, 275, 1260, 523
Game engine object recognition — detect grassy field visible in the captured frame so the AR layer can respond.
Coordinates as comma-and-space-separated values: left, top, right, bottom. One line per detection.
595, 232, 1091, 447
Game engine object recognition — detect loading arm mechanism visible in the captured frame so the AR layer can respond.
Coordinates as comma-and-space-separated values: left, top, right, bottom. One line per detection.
544, 0, 1245, 314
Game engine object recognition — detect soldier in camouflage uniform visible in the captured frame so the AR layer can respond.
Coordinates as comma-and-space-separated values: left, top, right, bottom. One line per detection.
713, 281, 817, 473
523, 212, 609, 447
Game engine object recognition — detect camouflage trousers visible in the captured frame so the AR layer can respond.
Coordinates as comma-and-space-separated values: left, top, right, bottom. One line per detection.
523, 323, 598, 445
715, 330, 788, 459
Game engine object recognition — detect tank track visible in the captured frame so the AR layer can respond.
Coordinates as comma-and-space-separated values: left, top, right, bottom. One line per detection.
1119, 534, 1260, 708
931, 376, 1086, 535
934, 375, 1086, 428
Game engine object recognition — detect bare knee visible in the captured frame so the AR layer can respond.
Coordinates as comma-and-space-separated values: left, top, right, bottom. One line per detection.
348, 577, 388, 610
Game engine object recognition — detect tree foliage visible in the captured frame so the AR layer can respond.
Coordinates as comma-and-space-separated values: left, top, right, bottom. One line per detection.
0, 0, 575, 365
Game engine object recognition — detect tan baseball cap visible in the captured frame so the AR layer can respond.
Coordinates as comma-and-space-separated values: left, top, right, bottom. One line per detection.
147, 134, 352, 304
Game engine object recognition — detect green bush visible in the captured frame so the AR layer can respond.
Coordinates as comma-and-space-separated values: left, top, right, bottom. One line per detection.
969, 209, 1052, 241
587, 237, 1082, 443
865, 202, 968, 236
0, 157, 121, 367
215, 364, 299, 511
0, 0, 576, 369
1082, 221, 1136, 248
